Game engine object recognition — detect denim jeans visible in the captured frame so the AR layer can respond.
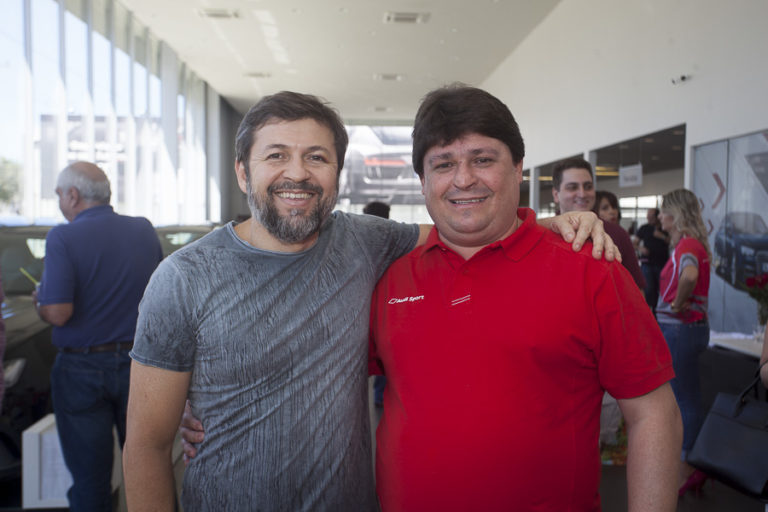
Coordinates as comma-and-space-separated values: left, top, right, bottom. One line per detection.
641, 263, 663, 315
51, 349, 131, 512
660, 322, 709, 454
373, 375, 386, 405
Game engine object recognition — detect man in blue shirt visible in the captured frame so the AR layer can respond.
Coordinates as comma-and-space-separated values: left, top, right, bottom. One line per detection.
35, 161, 162, 512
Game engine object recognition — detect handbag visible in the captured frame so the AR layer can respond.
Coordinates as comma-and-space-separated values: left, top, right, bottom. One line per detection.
687, 361, 768, 501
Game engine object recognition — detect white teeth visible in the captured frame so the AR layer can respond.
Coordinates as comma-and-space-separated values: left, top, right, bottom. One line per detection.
277, 192, 312, 199
451, 198, 484, 205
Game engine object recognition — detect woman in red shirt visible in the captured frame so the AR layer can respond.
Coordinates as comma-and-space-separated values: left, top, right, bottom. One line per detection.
656, 189, 711, 496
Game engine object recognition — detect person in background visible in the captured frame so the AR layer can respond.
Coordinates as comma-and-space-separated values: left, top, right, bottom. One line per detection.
656, 188, 711, 496
34, 162, 163, 512
552, 158, 645, 289
363, 200, 391, 408
369, 85, 681, 511
595, 190, 621, 225
638, 207, 670, 315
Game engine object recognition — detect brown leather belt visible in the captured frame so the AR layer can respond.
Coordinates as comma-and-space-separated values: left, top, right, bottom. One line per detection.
60, 341, 134, 354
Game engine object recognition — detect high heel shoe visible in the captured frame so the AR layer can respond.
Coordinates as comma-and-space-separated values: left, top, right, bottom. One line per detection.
678, 469, 708, 496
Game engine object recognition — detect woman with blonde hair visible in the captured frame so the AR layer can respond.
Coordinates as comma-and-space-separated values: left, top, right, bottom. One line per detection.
656, 188, 712, 496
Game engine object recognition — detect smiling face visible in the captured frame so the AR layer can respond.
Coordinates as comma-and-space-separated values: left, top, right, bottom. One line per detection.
421, 133, 522, 258
552, 167, 595, 213
235, 118, 339, 249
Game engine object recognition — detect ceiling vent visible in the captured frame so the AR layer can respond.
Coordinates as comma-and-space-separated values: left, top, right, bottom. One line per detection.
373, 73, 404, 82
197, 8, 240, 20
383, 12, 430, 24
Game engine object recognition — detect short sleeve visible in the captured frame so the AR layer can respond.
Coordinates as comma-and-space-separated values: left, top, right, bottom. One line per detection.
676, 238, 700, 273
346, 213, 419, 280
130, 258, 197, 372
594, 263, 674, 399
37, 227, 76, 305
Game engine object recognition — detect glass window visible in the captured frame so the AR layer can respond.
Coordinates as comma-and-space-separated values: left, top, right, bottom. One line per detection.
92, 0, 114, 178
114, 2, 132, 210
0, 0, 26, 217
92, 0, 112, 118
65, 0, 91, 163
694, 131, 768, 334
132, 21, 147, 118
32, 0, 63, 209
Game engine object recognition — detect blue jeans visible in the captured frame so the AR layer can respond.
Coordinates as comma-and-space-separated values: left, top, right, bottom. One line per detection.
51, 349, 131, 512
373, 376, 386, 405
660, 322, 709, 454
641, 263, 663, 315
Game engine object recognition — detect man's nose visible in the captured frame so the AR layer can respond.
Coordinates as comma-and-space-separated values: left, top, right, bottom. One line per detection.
282, 156, 311, 181
452, 161, 477, 189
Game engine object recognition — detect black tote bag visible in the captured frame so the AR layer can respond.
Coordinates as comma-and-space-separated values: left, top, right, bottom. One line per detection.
687, 361, 768, 501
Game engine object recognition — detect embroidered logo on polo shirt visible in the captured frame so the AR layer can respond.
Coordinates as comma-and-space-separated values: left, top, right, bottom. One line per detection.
451, 294, 470, 306
388, 295, 424, 305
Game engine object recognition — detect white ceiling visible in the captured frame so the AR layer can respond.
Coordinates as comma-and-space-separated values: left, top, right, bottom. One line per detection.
120, 0, 561, 122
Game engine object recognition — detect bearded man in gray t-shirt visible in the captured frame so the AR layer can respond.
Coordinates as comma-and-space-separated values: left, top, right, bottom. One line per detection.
123, 91, 614, 511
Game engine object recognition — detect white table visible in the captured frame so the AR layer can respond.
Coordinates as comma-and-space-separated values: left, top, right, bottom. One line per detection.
709, 331, 764, 359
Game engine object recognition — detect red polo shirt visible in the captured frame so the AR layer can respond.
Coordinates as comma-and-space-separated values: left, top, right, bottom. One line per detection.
369, 208, 673, 511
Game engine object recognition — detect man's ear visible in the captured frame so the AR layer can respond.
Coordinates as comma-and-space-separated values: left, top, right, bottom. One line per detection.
552, 186, 559, 204
67, 187, 81, 206
235, 161, 249, 194
420, 174, 425, 196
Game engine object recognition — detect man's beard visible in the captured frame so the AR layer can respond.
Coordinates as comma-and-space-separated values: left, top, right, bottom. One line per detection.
246, 177, 337, 245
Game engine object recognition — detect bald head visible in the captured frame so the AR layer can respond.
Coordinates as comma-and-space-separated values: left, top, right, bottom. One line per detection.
57, 161, 111, 205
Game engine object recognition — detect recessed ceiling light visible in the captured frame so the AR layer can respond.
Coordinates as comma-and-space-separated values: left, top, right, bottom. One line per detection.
197, 8, 240, 19
643, 137, 654, 143
374, 106, 392, 113
373, 73, 404, 81
383, 12, 430, 24
245, 72, 272, 79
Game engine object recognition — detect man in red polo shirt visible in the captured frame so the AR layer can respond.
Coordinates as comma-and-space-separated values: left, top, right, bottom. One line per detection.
369, 85, 682, 511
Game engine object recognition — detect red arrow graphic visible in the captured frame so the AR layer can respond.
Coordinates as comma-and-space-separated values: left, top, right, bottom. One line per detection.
712, 173, 725, 209
707, 219, 714, 235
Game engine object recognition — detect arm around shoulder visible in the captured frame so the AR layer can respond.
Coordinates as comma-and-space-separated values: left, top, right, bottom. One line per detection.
123, 360, 191, 512
618, 383, 682, 512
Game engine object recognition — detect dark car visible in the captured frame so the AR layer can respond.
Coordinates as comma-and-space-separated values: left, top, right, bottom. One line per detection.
0, 223, 215, 485
714, 211, 768, 287
339, 126, 423, 205
155, 224, 216, 258
0, 225, 56, 481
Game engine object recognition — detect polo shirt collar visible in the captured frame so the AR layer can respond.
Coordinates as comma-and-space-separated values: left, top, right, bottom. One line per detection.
420, 207, 545, 262
73, 204, 114, 222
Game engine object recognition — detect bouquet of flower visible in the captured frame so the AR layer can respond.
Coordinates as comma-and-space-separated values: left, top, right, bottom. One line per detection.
744, 273, 768, 325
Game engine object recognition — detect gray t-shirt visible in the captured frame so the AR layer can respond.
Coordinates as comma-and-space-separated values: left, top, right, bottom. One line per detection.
131, 211, 418, 511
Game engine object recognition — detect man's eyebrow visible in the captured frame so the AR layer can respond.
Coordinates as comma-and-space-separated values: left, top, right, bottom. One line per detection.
468, 147, 500, 156
258, 143, 331, 153
427, 151, 454, 164
427, 146, 500, 164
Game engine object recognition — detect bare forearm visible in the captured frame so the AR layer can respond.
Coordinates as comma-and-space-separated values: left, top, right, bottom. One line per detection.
123, 443, 176, 512
623, 390, 682, 512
